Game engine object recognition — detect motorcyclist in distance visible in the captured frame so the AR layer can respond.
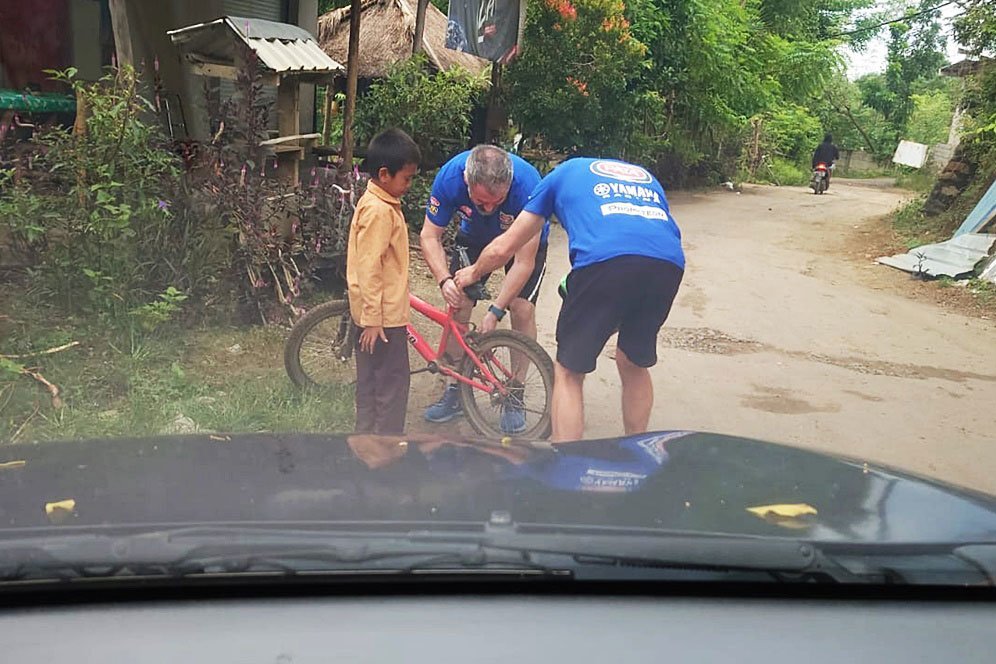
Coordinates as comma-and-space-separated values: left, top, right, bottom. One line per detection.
812, 134, 840, 190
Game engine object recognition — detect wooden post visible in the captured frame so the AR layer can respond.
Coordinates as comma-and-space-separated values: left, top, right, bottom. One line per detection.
107, 0, 134, 68
321, 86, 333, 144
413, 0, 429, 54
276, 80, 302, 185
340, 0, 363, 170
72, 87, 89, 137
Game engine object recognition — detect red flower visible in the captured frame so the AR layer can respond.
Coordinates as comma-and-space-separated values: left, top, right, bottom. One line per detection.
545, 0, 576, 21
567, 76, 589, 96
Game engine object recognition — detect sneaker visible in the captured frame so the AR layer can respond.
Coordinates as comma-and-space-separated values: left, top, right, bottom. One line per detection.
500, 405, 526, 435
424, 385, 463, 423
500, 382, 526, 435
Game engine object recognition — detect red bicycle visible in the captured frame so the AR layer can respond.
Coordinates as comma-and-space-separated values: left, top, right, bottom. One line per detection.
284, 278, 554, 440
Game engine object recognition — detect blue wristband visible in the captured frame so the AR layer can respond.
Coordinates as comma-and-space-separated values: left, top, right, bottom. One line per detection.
488, 304, 507, 321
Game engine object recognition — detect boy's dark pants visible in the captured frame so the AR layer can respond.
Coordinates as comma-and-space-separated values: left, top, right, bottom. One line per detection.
354, 326, 410, 434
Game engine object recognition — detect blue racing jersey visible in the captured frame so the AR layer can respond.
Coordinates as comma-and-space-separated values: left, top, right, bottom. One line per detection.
422, 431, 691, 495
426, 150, 550, 246
505, 431, 690, 493
522, 157, 684, 270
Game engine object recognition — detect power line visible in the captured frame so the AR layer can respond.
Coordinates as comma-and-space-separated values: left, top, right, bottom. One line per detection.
830, 0, 958, 38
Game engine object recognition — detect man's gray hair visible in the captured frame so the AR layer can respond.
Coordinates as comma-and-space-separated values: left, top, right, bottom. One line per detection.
465, 145, 513, 193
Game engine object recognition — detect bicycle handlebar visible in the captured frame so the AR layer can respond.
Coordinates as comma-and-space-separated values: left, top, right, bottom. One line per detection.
456, 246, 491, 303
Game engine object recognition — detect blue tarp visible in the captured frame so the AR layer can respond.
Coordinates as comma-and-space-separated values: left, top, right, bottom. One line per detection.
954, 177, 996, 236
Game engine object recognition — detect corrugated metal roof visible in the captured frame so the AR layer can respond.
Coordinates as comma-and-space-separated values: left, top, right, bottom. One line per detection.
980, 256, 996, 285
243, 31, 342, 74
167, 16, 343, 76
229, 17, 314, 42
953, 177, 996, 237
877, 234, 996, 279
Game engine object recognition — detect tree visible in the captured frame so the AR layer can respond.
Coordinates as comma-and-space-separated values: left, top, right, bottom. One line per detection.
822, 74, 895, 156
499, 0, 873, 181
882, 1, 947, 128
759, 0, 873, 42
504, 0, 647, 154
952, 0, 996, 55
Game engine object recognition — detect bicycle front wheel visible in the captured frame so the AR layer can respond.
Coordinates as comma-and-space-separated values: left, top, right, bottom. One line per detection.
284, 299, 356, 388
458, 330, 554, 440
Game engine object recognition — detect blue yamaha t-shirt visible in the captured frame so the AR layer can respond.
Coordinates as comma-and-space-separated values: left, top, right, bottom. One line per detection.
422, 431, 692, 495
426, 150, 550, 246
505, 431, 691, 493
523, 157, 684, 270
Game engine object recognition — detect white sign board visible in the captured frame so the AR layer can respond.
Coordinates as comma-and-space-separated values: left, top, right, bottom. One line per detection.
892, 140, 929, 169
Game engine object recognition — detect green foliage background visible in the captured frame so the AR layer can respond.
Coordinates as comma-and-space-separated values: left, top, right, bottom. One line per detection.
354, 54, 487, 165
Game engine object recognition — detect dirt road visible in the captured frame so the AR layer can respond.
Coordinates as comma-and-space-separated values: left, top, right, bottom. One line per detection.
409, 179, 996, 494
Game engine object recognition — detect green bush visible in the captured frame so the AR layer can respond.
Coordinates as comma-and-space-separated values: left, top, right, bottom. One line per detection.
754, 157, 808, 186
895, 168, 937, 193
906, 87, 957, 146
758, 104, 824, 163
354, 55, 486, 165
397, 168, 456, 249
402, 169, 436, 232
0, 66, 227, 326
892, 195, 945, 247
740, 103, 822, 184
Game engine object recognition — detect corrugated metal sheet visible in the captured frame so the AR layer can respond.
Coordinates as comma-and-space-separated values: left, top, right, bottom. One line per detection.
241, 33, 340, 74
230, 17, 310, 41
877, 234, 996, 279
167, 16, 343, 75
980, 256, 996, 285
953, 177, 996, 237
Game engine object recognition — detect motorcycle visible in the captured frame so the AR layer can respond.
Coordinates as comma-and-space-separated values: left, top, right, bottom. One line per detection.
810, 162, 831, 195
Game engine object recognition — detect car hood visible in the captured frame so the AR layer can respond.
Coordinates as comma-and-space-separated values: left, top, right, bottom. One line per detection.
2, 430, 996, 544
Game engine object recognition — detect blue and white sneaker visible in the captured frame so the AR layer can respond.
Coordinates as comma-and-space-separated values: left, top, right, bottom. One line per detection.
500, 405, 526, 435
424, 385, 463, 423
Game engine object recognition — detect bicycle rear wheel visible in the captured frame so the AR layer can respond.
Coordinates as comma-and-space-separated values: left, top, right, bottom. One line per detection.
458, 330, 554, 440
284, 300, 356, 388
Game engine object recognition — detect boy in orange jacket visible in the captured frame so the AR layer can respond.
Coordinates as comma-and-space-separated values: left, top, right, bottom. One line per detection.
346, 128, 421, 434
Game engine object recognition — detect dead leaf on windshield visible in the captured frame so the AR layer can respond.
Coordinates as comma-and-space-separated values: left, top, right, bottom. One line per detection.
44, 498, 77, 524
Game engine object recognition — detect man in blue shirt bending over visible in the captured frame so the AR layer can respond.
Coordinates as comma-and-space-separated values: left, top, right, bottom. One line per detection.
455, 157, 684, 442
420, 145, 550, 434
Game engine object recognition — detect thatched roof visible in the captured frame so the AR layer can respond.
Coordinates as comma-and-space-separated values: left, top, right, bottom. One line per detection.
317, 0, 489, 79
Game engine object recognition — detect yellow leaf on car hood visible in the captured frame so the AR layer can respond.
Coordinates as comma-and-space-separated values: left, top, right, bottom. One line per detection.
45, 498, 77, 524
746, 503, 818, 519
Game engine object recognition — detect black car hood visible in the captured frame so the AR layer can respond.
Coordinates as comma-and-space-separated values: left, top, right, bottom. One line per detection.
2, 430, 996, 544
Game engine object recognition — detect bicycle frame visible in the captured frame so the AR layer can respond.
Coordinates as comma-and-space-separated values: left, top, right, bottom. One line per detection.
406, 294, 513, 396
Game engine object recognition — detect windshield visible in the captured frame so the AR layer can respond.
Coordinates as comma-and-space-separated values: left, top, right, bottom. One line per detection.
2, 0, 996, 591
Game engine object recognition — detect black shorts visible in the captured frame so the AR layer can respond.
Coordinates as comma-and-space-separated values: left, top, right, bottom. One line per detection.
556, 255, 683, 374
450, 237, 548, 305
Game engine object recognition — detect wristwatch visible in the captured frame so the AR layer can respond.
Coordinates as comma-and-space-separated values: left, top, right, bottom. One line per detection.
488, 304, 507, 321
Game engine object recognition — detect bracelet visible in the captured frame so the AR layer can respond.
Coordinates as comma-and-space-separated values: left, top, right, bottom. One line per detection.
488, 304, 507, 321
438, 275, 453, 289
